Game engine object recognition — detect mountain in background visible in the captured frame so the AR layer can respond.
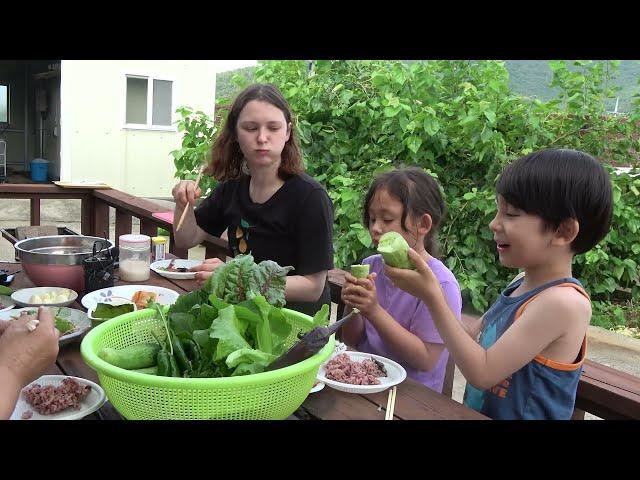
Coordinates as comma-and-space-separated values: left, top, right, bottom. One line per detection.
216, 61, 640, 112
505, 60, 640, 112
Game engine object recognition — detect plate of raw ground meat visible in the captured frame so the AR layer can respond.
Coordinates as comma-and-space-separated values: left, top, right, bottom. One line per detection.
10, 375, 106, 420
317, 351, 406, 394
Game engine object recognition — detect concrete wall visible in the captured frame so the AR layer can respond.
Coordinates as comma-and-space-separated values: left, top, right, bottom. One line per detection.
60, 60, 219, 197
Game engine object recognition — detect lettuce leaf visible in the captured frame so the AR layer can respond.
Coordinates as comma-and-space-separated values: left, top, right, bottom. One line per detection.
226, 348, 277, 376
160, 254, 330, 378
170, 289, 209, 314
311, 303, 330, 328
209, 305, 251, 361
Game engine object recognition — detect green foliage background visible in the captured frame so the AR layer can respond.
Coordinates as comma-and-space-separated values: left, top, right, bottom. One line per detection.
171, 60, 640, 331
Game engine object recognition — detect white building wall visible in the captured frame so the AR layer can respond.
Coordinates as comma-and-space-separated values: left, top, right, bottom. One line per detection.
60, 60, 221, 197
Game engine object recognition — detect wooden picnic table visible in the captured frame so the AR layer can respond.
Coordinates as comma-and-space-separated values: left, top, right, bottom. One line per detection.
1, 260, 487, 421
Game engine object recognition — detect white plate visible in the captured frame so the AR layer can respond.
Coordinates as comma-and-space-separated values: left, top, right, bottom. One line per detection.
0, 294, 15, 312
310, 381, 325, 393
0, 307, 91, 346
317, 351, 407, 394
10, 375, 106, 420
11, 287, 78, 308
81, 285, 180, 310
150, 259, 200, 280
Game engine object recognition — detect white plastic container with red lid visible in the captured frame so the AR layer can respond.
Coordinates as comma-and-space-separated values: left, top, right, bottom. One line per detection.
118, 234, 151, 282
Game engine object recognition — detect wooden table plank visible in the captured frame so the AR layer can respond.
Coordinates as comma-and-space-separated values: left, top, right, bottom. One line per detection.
366, 378, 487, 420
2, 261, 489, 421
300, 386, 395, 420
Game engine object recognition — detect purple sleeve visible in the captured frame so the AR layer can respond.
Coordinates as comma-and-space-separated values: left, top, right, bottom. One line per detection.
409, 280, 462, 344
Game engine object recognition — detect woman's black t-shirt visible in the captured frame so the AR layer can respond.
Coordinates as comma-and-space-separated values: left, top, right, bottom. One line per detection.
193, 172, 334, 316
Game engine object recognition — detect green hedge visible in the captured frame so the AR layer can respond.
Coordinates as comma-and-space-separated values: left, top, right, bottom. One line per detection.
172, 60, 640, 329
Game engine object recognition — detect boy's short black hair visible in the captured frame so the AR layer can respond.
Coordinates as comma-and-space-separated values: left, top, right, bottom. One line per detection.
496, 148, 613, 255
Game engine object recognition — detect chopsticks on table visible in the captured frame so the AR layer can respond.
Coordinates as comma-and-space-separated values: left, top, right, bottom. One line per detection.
385, 386, 397, 420
176, 165, 206, 232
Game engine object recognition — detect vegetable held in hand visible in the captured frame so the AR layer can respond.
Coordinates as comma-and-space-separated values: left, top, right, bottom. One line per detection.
377, 231, 415, 269
350, 264, 370, 279
99, 343, 160, 370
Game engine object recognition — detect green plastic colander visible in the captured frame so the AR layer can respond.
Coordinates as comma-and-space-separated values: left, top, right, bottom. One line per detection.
80, 307, 335, 420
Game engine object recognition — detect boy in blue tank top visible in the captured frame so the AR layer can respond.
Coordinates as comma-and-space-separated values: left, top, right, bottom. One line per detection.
384, 149, 613, 419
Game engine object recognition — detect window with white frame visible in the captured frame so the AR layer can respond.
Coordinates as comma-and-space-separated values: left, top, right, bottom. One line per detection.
0, 84, 9, 123
125, 75, 173, 127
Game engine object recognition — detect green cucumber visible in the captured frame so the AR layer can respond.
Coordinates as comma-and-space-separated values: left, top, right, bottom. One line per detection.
350, 264, 370, 278
377, 231, 415, 269
98, 343, 161, 370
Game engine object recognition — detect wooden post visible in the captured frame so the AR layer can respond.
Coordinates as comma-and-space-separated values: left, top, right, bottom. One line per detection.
30, 198, 41, 226
139, 218, 157, 239
115, 210, 132, 246
81, 195, 93, 235
92, 199, 110, 239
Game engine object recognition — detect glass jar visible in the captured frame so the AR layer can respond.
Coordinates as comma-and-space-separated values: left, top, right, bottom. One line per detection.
118, 234, 151, 282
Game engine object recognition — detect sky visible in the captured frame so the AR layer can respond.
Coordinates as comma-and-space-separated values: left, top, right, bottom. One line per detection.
214, 60, 257, 73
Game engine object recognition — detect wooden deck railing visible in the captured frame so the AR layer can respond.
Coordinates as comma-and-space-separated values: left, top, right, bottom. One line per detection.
0, 185, 231, 260
1, 183, 639, 420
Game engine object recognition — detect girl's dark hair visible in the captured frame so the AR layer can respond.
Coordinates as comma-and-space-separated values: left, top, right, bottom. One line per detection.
208, 83, 304, 181
363, 167, 447, 257
496, 148, 613, 254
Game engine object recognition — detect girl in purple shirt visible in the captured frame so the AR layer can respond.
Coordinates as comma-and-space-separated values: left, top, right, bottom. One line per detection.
341, 168, 462, 393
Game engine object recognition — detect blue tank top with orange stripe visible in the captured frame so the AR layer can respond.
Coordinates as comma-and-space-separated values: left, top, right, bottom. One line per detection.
463, 277, 589, 420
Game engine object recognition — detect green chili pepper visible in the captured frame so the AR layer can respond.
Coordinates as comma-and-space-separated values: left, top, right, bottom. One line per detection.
168, 354, 181, 377
169, 331, 191, 374
157, 350, 171, 377
182, 338, 201, 364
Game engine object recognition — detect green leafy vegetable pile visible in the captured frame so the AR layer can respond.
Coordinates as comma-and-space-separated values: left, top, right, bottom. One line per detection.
102, 254, 330, 378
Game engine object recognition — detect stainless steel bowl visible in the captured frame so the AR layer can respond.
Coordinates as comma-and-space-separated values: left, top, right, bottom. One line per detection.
14, 236, 115, 291
14, 235, 114, 266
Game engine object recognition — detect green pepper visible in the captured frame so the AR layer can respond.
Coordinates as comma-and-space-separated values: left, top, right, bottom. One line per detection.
170, 331, 191, 374
182, 338, 201, 364
157, 350, 171, 377
168, 354, 181, 377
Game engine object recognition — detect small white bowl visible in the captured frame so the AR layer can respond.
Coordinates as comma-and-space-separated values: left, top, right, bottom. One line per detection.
11, 287, 78, 308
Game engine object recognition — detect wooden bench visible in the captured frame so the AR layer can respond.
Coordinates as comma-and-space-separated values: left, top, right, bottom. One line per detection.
327, 267, 640, 419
